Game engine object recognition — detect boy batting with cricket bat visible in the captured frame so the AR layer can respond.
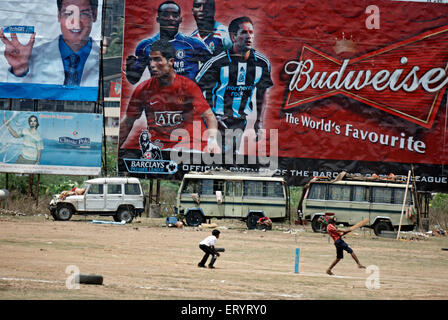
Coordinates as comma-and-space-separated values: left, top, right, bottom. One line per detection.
319, 215, 366, 275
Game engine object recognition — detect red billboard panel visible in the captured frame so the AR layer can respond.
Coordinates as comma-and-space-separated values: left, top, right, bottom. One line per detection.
119, 0, 448, 192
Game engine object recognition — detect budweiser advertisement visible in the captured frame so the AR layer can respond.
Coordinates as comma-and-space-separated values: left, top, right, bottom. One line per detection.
119, 0, 448, 192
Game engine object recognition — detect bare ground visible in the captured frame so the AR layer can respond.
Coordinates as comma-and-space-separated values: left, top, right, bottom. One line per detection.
1, 213, 448, 300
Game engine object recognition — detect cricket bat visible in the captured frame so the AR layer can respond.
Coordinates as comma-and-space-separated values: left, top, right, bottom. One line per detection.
348, 218, 369, 232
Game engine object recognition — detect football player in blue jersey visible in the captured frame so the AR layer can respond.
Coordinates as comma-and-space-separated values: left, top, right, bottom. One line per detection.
125, 1, 212, 85
190, 0, 232, 55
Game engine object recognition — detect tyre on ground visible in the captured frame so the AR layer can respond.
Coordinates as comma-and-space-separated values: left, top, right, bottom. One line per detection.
75, 274, 103, 285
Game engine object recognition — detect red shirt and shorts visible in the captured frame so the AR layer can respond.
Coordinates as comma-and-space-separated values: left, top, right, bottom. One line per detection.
125, 75, 211, 150
327, 223, 353, 259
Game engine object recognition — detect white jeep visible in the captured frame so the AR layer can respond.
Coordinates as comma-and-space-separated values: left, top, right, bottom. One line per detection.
49, 177, 145, 223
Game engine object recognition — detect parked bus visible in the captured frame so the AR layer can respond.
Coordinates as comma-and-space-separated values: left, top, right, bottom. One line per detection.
175, 171, 290, 229
298, 172, 417, 236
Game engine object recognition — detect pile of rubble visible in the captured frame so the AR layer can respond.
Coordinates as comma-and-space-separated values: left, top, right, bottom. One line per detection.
427, 228, 448, 237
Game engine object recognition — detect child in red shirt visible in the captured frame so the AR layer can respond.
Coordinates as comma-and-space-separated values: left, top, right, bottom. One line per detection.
320, 216, 365, 275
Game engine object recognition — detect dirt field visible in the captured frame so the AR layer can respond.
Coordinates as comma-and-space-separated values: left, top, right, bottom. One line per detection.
1, 212, 448, 300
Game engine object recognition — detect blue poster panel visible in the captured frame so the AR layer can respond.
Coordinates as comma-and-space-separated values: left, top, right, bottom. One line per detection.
0, 111, 102, 175
0, 0, 103, 102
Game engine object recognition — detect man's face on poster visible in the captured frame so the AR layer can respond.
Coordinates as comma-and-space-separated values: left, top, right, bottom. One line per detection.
149, 50, 173, 79
192, 0, 214, 28
157, 3, 182, 33
232, 21, 254, 53
58, 0, 97, 50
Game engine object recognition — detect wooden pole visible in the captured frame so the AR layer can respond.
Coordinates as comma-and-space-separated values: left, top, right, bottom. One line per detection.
148, 178, 153, 217
145, 180, 150, 218
397, 170, 412, 240
27, 174, 34, 198
35, 174, 40, 207
410, 165, 423, 231
156, 179, 160, 204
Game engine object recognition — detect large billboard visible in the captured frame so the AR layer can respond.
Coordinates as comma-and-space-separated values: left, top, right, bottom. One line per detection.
119, 0, 448, 192
0, 0, 103, 102
0, 111, 102, 175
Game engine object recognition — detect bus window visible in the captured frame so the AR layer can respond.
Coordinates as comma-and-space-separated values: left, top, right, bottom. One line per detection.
225, 181, 243, 197
353, 186, 369, 202
393, 188, 412, 205
201, 179, 214, 195
225, 181, 233, 196
200, 179, 224, 195
308, 184, 326, 200
244, 181, 263, 197
213, 180, 224, 193
328, 185, 350, 201
182, 179, 198, 193
266, 181, 284, 198
372, 187, 392, 204
235, 182, 242, 197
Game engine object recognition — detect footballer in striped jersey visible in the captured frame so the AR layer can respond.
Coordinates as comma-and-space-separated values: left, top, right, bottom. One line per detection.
195, 16, 273, 151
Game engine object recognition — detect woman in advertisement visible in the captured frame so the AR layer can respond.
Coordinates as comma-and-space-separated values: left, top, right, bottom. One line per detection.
3, 114, 43, 165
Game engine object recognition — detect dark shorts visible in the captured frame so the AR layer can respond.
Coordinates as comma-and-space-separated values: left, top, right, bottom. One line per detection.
334, 238, 353, 259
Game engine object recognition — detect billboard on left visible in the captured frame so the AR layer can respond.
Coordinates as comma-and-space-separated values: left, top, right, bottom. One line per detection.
0, 0, 103, 101
0, 111, 102, 175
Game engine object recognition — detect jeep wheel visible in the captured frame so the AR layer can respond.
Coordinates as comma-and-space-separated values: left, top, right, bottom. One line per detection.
373, 220, 393, 236
115, 207, 134, 223
311, 216, 327, 233
56, 204, 73, 221
185, 210, 203, 227
246, 212, 263, 230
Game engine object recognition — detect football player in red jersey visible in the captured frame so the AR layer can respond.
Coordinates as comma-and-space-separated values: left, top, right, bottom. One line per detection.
119, 40, 221, 154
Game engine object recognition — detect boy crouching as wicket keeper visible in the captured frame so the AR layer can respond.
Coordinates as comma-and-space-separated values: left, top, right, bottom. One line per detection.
198, 229, 224, 269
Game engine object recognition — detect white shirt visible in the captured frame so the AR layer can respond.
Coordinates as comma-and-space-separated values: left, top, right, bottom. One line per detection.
20, 128, 43, 161
200, 235, 217, 247
6, 36, 100, 86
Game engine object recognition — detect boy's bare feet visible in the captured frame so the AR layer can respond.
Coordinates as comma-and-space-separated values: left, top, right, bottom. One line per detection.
358, 264, 366, 269
326, 269, 334, 275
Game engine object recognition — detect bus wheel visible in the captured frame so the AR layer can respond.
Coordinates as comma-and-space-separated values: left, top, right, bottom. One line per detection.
186, 210, 203, 227
246, 212, 263, 230
311, 216, 327, 233
373, 220, 393, 236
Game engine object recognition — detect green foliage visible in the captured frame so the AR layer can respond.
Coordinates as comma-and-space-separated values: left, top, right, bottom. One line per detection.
106, 17, 124, 58
0, 173, 87, 196
289, 186, 303, 211
102, 140, 118, 176
430, 193, 448, 211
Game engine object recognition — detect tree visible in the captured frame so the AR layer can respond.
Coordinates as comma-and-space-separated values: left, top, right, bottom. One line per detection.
106, 17, 124, 57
